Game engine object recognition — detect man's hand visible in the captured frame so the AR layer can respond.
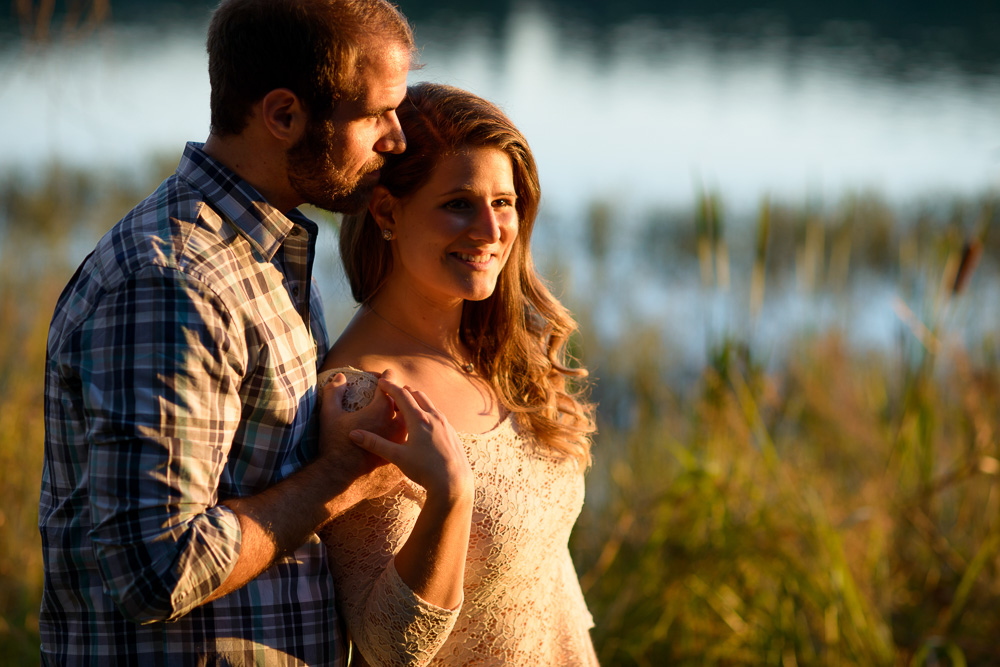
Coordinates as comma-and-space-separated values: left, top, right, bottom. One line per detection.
315, 368, 407, 515
207, 370, 411, 603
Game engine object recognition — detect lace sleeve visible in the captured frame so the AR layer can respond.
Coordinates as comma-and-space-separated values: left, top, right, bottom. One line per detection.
319, 485, 460, 667
318, 366, 461, 666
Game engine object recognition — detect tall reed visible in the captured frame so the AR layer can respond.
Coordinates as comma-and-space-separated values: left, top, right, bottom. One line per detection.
572, 194, 999, 666
1, 164, 998, 665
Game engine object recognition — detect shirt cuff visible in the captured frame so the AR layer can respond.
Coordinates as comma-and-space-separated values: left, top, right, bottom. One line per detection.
356, 560, 461, 666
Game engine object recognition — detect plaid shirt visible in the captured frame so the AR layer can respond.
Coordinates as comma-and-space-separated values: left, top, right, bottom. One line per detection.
40, 143, 344, 666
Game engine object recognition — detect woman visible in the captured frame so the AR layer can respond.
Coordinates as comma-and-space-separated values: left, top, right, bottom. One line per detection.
319, 82, 598, 666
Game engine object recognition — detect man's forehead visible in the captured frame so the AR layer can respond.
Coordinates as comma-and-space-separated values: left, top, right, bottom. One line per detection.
360, 37, 412, 73
357, 43, 410, 99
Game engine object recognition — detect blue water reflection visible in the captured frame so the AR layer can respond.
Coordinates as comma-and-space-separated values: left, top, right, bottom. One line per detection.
2, 2, 997, 365
4, 4, 997, 209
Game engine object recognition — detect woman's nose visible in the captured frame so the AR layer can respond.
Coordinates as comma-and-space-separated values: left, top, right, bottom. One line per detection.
469, 207, 502, 243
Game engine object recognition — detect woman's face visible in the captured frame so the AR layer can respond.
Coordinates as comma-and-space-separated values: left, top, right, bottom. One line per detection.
383, 146, 519, 306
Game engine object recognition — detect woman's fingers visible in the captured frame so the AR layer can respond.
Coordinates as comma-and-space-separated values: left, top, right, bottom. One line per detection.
377, 376, 434, 422
349, 429, 407, 465
352, 379, 470, 497
404, 386, 436, 414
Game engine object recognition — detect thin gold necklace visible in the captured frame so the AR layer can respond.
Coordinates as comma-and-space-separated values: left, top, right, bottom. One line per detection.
366, 304, 476, 374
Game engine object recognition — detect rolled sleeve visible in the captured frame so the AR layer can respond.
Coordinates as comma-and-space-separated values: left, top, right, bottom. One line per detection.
82, 265, 246, 622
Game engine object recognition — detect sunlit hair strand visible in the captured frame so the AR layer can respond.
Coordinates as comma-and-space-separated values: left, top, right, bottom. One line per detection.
340, 82, 595, 465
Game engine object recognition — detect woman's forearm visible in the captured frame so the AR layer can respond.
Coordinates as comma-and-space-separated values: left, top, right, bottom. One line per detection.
393, 486, 474, 610
345, 377, 475, 610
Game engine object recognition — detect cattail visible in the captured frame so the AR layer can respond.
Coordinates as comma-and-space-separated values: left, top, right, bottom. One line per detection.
750, 197, 770, 324
952, 240, 982, 295
713, 198, 730, 292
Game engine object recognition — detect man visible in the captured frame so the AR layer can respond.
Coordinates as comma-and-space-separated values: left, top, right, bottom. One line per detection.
40, 0, 414, 663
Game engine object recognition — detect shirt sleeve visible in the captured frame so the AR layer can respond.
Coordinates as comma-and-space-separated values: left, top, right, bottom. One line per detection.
81, 264, 245, 623
320, 486, 460, 667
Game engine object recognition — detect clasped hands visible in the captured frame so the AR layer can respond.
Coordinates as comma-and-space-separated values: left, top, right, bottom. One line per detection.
317, 368, 472, 507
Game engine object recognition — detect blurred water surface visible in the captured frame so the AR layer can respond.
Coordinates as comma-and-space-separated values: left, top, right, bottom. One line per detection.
2, 0, 997, 365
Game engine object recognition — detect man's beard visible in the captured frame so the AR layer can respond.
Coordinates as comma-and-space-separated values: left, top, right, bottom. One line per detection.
286, 118, 384, 214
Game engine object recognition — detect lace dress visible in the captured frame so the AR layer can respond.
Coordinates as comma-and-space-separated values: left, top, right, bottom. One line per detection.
318, 368, 599, 666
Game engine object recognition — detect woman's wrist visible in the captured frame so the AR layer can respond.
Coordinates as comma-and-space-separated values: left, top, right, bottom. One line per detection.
423, 476, 474, 512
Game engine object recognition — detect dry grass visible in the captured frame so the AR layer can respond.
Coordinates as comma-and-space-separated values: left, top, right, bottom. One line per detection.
572, 304, 1000, 666
2, 167, 998, 665
0, 271, 65, 664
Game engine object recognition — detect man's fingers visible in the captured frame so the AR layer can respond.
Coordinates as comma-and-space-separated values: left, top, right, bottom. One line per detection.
319, 372, 347, 408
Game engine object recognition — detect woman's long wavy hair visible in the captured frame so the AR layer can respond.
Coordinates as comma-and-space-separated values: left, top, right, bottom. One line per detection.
340, 82, 595, 465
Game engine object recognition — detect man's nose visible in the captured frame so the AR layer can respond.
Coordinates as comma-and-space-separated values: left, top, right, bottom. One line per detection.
375, 114, 406, 154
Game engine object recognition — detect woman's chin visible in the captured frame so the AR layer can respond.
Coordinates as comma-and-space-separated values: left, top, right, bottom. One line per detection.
462, 284, 499, 302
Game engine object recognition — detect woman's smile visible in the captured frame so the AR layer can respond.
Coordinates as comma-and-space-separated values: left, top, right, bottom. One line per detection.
452, 251, 495, 267
380, 146, 519, 304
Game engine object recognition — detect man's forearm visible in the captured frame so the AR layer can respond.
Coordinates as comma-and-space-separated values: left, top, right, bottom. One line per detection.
207, 457, 365, 603
206, 373, 406, 604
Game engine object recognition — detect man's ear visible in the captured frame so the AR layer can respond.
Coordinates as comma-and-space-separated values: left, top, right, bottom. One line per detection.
370, 185, 398, 235
259, 88, 307, 144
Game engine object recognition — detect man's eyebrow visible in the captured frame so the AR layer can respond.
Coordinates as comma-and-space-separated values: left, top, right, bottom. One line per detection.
367, 103, 398, 117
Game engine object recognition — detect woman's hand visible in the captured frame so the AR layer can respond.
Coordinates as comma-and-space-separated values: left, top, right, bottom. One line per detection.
348, 375, 474, 610
349, 377, 473, 504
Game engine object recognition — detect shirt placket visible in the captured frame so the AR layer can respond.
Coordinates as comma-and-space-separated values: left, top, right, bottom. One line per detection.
280, 224, 312, 325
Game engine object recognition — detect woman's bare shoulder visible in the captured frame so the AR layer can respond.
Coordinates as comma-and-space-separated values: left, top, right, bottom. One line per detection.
321, 344, 397, 376
325, 343, 412, 385
322, 313, 392, 372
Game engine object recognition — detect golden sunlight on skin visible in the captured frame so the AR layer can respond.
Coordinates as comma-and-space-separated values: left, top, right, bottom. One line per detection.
321, 40, 410, 189
328, 148, 521, 435
379, 146, 519, 309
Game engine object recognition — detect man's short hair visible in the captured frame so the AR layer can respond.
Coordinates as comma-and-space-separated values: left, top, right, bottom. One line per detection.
207, 0, 414, 136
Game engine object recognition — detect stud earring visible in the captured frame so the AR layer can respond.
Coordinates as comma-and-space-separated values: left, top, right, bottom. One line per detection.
382, 229, 393, 241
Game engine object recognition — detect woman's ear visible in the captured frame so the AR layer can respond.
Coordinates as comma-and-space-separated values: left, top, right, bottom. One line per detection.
369, 185, 398, 235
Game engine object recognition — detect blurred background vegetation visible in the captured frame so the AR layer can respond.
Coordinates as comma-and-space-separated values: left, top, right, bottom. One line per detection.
3, 0, 1000, 665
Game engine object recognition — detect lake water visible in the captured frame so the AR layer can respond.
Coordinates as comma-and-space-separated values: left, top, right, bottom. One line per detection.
2, 2, 998, 366
4, 3, 998, 210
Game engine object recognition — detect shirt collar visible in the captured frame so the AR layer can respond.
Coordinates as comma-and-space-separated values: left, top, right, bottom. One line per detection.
175, 142, 318, 260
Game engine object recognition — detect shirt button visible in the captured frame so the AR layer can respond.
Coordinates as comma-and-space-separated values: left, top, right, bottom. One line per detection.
289, 227, 300, 236
292, 286, 300, 297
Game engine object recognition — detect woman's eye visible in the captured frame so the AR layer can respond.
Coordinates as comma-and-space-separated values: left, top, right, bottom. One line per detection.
493, 198, 514, 208
444, 199, 471, 211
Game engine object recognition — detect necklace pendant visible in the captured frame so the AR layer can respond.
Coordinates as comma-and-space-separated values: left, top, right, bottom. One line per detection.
463, 362, 475, 373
